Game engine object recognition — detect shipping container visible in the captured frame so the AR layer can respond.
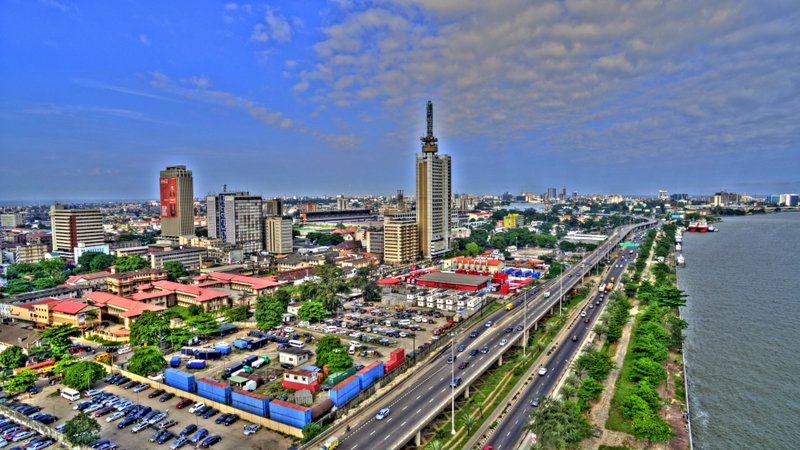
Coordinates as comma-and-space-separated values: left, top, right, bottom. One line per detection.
214, 343, 232, 355
194, 350, 222, 360
326, 367, 356, 387
242, 355, 259, 366
250, 358, 266, 369
233, 339, 253, 349
224, 362, 245, 378
310, 398, 333, 420
197, 378, 232, 404
186, 360, 206, 370
164, 369, 196, 393
169, 356, 182, 368
181, 348, 195, 356
356, 361, 384, 389
269, 400, 311, 428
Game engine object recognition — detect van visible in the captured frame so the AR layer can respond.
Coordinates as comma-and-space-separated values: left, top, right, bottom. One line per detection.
61, 388, 81, 401
117, 346, 132, 355
95, 353, 111, 362
348, 346, 356, 355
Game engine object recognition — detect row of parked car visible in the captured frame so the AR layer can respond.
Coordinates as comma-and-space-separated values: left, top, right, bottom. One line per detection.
0, 411, 56, 450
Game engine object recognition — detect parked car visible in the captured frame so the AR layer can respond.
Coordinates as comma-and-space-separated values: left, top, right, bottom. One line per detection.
222, 414, 239, 426
199, 435, 221, 448
148, 389, 165, 399
214, 414, 231, 425
176, 398, 193, 409
189, 428, 208, 444
243, 424, 261, 436
178, 424, 197, 438
202, 408, 218, 419
159, 392, 175, 402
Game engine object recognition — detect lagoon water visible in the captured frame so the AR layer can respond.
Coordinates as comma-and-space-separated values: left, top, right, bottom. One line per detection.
678, 213, 800, 449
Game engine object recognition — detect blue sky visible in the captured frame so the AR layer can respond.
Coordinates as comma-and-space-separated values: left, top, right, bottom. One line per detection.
1, 0, 798, 201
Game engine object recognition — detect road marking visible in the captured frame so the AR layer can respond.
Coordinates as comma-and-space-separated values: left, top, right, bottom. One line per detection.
384, 435, 390, 441
428, 397, 435, 403
416, 408, 422, 414
416, 395, 421, 400
507, 431, 512, 437
401, 421, 407, 427
369, 430, 376, 436
402, 405, 408, 411
441, 387, 446, 393
352, 446, 358, 450
428, 385, 434, 390
386, 417, 392, 422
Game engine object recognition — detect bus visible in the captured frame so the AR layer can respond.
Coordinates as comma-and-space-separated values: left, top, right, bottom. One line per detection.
95, 353, 111, 362
60, 388, 81, 401
288, 339, 305, 349
14, 359, 56, 375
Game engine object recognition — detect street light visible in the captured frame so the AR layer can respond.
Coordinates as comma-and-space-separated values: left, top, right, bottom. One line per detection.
450, 332, 457, 436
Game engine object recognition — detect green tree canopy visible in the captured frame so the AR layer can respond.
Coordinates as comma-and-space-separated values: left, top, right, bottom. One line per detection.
223, 306, 249, 322
40, 324, 80, 358
577, 377, 604, 405
630, 357, 667, 386
315, 335, 344, 368
255, 295, 286, 330
64, 412, 101, 446
4, 369, 38, 392
185, 313, 219, 336
297, 301, 331, 323
526, 399, 593, 449
464, 242, 480, 257
127, 346, 167, 376
63, 361, 106, 390
163, 261, 189, 281
130, 310, 169, 346
113, 255, 149, 272
325, 349, 353, 373
573, 349, 614, 381
0, 345, 28, 369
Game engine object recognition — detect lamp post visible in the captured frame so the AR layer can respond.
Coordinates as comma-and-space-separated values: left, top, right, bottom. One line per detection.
559, 258, 564, 315
450, 332, 456, 435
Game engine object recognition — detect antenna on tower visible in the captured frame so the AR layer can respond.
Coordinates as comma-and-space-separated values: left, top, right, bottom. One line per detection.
420, 100, 438, 153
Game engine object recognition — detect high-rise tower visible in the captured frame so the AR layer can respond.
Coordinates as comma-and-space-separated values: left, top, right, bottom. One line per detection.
159, 165, 194, 237
416, 101, 451, 259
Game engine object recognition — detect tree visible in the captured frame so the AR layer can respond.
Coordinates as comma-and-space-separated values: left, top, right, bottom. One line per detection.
256, 295, 286, 330
621, 393, 652, 419
127, 346, 167, 376
577, 377, 604, 405
301, 422, 322, 443
52, 355, 78, 376
40, 324, 80, 358
463, 414, 477, 434
63, 361, 106, 390
130, 310, 169, 346
298, 301, 331, 323
195, 227, 208, 237
0, 345, 28, 369
464, 242, 480, 257
64, 412, 101, 446
362, 280, 382, 302
89, 253, 115, 272
526, 399, 593, 449
315, 335, 344, 368
325, 349, 353, 373
653, 285, 688, 309
573, 349, 614, 381
113, 255, 148, 272
631, 380, 662, 411
164, 261, 189, 281
631, 357, 667, 385
165, 327, 193, 350
186, 314, 220, 336
187, 304, 203, 316
223, 306, 249, 322
3, 369, 37, 392
632, 411, 673, 442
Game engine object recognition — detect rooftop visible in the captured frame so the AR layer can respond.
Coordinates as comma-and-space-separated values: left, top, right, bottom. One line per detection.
417, 271, 492, 287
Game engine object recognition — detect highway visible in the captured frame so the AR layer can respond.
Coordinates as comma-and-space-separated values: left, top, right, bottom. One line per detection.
483, 231, 645, 450
323, 221, 654, 450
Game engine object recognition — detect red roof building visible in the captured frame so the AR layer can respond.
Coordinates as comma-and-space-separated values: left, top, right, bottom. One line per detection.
6, 298, 101, 329
83, 291, 165, 328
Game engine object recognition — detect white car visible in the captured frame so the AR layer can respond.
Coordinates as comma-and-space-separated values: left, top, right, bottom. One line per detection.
85, 389, 103, 397
188, 402, 206, 414
581, 311, 587, 317
283, 326, 295, 333
106, 411, 126, 422
538, 367, 548, 376
499, 339, 508, 346
375, 408, 391, 420
132, 420, 151, 433
243, 424, 261, 436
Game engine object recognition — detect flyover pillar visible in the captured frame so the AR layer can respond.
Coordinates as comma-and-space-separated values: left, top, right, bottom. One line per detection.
498, 354, 503, 366
464, 384, 470, 399
415, 430, 422, 447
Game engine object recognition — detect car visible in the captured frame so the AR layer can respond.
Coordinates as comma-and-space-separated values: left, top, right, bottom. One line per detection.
106, 411, 126, 423
89, 439, 110, 449
457, 344, 466, 352
169, 436, 188, 450
123, 380, 139, 390
189, 402, 206, 414
588, 304, 594, 309
584, 318, 590, 323
176, 398, 193, 409
484, 321, 493, 328
469, 348, 478, 356
148, 413, 167, 425
149, 389, 165, 399
516, 324, 524, 332
450, 376, 463, 387
117, 416, 136, 429
199, 435, 221, 448
480, 345, 489, 354
214, 414, 230, 425
189, 428, 208, 444
84, 403, 103, 414
202, 408, 218, 419
572, 335, 578, 342
222, 414, 239, 426
530, 397, 540, 407
178, 424, 197, 438
150, 429, 167, 443
85, 389, 103, 397
195, 406, 211, 417
469, 330, 478, 338
280, 363, 294, 370
375, 408, 390, 420
158, 419, 178, 429
156, 431, 175, 445
243, 424, 261, 436
499, 339, 508, 346
159, 392, 175, 402
95, 406, 114, 417
580, 311, 587, 317
131, 420, 151, 433
504, 327, 513, 333
538, 367, 548, 376
596, 300, 601, 306
458, 361, 469, 370
446, 355, 456, 364
12, 430, 34, 442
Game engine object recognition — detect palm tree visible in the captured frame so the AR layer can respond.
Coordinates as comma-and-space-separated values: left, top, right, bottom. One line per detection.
84, 309, 99, 331
463, 415, 477, 434
428, 440, 443, 450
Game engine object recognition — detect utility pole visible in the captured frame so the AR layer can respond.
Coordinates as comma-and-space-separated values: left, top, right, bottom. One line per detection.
451, 332, 456, 435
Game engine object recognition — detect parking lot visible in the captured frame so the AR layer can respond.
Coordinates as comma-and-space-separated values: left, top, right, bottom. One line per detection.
23, 377, 292, 450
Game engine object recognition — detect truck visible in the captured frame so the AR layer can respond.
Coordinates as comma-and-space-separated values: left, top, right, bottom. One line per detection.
598, 284, 606, 293
505, 303, 514, 311
321, 436, 339, 450
606, 282, 614, 292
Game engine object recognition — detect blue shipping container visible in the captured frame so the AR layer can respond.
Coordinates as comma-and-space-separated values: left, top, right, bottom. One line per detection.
169, 356, 181, 368
214, 344, 231, 355
232, 401, 267, 417
233, 339, 252, 349
181, 348, 195, 356
224, 363, 244, 377
186, 360, 206, 369
242, 355, 258, 366
269, 400, 311, 424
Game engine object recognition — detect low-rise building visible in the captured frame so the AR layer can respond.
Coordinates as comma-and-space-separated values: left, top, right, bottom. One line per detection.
282, 369, 320, 393
106, 268, 168, 297
148, 245, 206, 270
5, 298, 101, 329
84, 291, 166, 329
133, 280, 230, 312
278, 348, 311, 366
13, 243, 48, 264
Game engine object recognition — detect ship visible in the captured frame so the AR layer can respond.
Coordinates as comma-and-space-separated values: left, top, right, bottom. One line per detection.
687, 219, 709, 232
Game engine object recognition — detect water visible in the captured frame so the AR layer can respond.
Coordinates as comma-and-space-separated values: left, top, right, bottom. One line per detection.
506, 202, 544, 212
679, 213, 800, 450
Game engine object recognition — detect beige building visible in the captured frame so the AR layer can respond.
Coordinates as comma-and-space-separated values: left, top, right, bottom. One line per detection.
384, 212, 418, 264
159, 165, 195, 237
7, 298, 101, 330
1, 213, 26, 228
264, 198, 283, 216
14, 243, 48, 264
106, 268, 168, 297
365, 229, 384, 256
264, 216, 293, 254
416, 101, 451, 259
50, 204, 104, 259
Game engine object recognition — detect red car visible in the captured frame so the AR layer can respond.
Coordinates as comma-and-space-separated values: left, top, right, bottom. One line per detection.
458, 361, 469, 370
176, 398, 193, 409
584, 318, 590, 323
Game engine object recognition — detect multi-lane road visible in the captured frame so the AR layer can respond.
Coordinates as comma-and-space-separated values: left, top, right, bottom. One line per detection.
484, 232, 645, 450
323, 221, 654, 450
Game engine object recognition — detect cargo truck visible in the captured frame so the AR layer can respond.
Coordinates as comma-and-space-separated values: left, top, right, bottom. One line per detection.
321, 437, 339, 450
606, 282, 614, 292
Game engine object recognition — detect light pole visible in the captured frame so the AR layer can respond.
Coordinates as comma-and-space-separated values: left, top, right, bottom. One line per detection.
523, 287, 528, 357
559, 258, 564, 315
450, 332, 456, 435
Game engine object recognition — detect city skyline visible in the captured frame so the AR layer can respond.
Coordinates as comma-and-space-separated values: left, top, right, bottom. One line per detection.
1, 1, 799, 201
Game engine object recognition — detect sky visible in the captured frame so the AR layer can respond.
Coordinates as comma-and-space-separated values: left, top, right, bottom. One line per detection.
1, 0, 798, 201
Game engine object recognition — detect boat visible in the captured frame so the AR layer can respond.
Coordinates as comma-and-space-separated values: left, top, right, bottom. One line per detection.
687, 219, 709, 232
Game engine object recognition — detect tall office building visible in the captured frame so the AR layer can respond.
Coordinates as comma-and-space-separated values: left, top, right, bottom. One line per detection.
416, 101, 451, 259
336, 195, 349, 211
384, 212, 418, 264
207, 191, 264, 254
50, 204, 104, 259
159, 165, 195, 237
264, 216, 293, 254
264, 198, 283, 217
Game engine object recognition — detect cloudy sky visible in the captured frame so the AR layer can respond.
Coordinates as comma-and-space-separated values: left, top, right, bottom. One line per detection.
1, 0, 798, 201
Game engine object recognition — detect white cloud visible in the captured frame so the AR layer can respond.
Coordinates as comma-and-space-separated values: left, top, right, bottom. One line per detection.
138, 34, 150, 46
290, 0, 799, 160
250, 9, 292, 43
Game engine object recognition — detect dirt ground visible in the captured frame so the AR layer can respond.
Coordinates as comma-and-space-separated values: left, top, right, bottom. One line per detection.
654, 354, 690, 450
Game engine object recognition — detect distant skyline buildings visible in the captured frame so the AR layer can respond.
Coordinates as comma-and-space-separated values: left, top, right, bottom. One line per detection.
159, 165, 194, 237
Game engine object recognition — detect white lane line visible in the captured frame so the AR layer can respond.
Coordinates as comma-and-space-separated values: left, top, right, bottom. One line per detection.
428, 397, 435, 403
352, 445, 358, 450
386, 417, 392, 422
401, 421, 407, 427
384, 435, 390, 441
416, 395, 421, 400
369, 430, 376, 436
416, 408, 422, 414
402, 405, 408, 411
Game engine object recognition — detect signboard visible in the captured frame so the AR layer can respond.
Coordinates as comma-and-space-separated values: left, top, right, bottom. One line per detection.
671, 214, 684, 219
160, 177, 178, 218
619, 242, 640, 247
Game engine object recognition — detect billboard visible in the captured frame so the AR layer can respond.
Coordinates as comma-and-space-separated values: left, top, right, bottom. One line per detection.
160, 177, 178, 218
